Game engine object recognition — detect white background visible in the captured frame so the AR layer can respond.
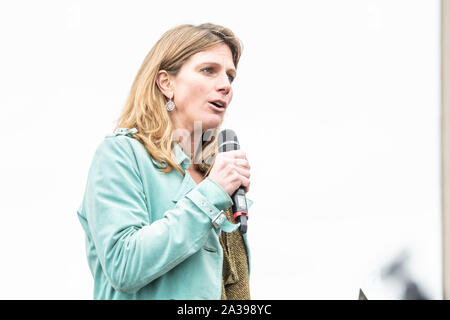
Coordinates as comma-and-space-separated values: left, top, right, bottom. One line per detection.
0, 0, 442, 299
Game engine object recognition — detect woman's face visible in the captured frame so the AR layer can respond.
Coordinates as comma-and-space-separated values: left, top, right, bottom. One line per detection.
169, 43, 236, 133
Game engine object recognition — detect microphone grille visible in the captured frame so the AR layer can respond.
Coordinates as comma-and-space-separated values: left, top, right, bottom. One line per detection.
218, 129, 240, 152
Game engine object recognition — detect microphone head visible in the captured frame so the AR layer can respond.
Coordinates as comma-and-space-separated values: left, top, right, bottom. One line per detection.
218, 129, 240, 153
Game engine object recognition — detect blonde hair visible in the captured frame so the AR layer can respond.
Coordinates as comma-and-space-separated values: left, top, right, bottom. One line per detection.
114, 23, 242, 176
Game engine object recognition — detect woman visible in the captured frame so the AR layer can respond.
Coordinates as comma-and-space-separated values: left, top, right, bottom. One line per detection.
77, 23, 253, 300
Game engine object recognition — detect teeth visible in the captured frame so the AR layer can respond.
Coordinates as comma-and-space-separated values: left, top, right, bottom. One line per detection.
211, 102, 223, 108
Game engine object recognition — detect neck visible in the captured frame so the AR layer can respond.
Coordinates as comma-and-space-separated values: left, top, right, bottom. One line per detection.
170, 115, 199, 161
177, 131, 202, 164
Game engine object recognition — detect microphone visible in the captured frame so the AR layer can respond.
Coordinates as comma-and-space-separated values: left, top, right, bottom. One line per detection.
218, 129, 249, 234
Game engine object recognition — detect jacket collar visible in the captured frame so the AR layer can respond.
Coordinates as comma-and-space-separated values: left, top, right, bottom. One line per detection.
112, 128, 191, 170
150, 142, 191, 171
170, 143, 195, 203
172, 143, 191, 171
113, 128, 195, 202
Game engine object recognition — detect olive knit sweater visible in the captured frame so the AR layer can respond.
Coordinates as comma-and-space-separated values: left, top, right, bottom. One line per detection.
219, 207, 250, 300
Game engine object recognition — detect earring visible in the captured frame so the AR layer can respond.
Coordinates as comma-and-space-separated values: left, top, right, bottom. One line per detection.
166, 96, 175, 112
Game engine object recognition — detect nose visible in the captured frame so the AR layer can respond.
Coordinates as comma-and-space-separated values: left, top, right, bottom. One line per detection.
216, 73, 231, 96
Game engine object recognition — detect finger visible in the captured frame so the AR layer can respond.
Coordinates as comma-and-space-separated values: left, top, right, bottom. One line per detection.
243, 180, 250, 193
240, 175, 250, 189
234, 166, 250, 179
241, 176, 250, 194
229, 150, 247, 160
234, 158, 250, 170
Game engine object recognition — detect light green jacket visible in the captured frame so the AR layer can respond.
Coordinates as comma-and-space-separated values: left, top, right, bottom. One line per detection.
77, 128, 253, 299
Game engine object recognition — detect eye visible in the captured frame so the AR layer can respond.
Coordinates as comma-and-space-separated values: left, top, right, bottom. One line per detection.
201, 67, 213, 74
201, 67, 234, 83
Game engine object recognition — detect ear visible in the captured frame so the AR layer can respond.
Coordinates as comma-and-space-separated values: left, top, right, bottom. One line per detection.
156, 70, 174, 100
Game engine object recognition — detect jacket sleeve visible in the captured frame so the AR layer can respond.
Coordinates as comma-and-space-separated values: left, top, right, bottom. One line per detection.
84, 137, 234, 294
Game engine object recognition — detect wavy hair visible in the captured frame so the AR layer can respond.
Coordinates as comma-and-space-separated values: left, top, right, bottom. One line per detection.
114, 23, 242, 176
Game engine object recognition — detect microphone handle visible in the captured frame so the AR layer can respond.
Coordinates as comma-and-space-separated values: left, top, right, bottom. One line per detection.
231, 186, 248, 234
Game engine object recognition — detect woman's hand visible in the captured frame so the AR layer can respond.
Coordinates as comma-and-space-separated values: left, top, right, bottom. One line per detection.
208, 150, 251, 196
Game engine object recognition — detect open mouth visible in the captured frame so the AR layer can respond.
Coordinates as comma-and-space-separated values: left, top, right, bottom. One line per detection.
208, 101, 226, 111
209, 101, 225, 109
